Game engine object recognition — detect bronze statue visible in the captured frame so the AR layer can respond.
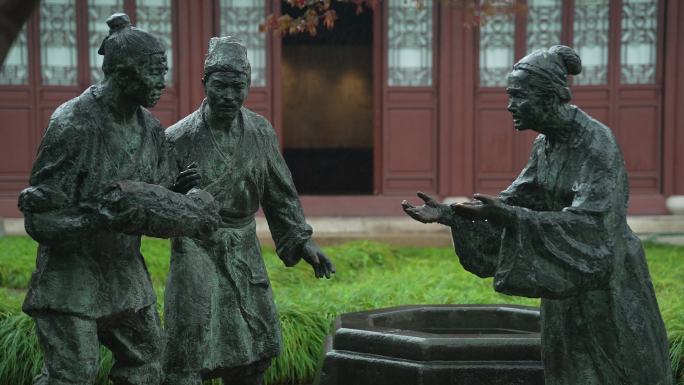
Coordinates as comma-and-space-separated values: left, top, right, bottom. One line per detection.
18, 13, 213, 385
162, 36, 335, 385
402, 45, 673, 385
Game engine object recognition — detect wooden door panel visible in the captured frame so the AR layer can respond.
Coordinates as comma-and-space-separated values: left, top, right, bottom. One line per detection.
0, 89, 31, 103
244, 89, 271, 123
573, 88, 610, 101
477, 109, 515, 174
385, 178, 434, 192
630, 177, 659, 191
620, 89, 659, 100
618, 105, 659, 173
0, 108, 33, 174
385, 108, 435, 174
478, 178, 512, 193
40, 89, 81, 103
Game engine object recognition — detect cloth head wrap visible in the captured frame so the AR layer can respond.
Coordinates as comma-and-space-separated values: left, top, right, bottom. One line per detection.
203, 36, 251, 82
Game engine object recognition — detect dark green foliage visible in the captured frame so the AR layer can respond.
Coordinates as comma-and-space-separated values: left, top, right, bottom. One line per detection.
0, 237, 682, 384
0, 312, 41, 384
0, 237, 37, 289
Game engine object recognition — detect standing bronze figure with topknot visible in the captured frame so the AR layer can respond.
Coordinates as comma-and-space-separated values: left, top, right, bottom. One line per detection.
18, 13, 215, 385
403, 45, 673, 385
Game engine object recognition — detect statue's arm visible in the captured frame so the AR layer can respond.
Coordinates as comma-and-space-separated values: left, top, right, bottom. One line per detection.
260, 123, 312, 267
430, 137, 544, 278
23, 206, 101, 244
402, 193, 503, 278
449, 216, 503, 278
20, 120, 102, 244
492, 148, 620, 299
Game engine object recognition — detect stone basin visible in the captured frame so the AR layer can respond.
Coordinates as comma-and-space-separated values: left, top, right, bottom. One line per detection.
314, 304, 544, 385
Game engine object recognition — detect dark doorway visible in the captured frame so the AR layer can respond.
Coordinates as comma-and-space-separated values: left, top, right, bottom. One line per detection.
281, 1, 373, 195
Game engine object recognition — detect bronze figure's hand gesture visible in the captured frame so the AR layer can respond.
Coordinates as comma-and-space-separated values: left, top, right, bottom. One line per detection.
402, 192, 450, 224
451, 194, 513, 226
172, 162, 202, 194
301, 241, 336, 279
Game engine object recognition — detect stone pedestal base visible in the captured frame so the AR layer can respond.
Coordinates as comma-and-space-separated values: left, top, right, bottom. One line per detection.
314, 305, 544, 385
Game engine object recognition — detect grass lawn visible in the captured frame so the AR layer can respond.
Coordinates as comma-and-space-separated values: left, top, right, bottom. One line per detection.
0, 237, 682, 384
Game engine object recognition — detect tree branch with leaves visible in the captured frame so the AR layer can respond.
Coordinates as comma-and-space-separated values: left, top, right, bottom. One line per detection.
259, 0, 527, 36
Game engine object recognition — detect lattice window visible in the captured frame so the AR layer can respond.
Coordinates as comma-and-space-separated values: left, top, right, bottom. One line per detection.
387, 0, 433, 86
526, 0, 562, 53
88, 0, 125, 83
479, 11, 514, 87
136, 0, 174, 85
0, 23, 29, 85
620, 0, 658, 84
40, 0, 79, 86
219, 0, 266, 87
573, 0, 610, 85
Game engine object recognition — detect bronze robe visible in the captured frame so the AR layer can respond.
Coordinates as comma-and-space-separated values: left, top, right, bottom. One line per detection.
164, 102, 312, 377
21, 86, 168, 318
450, 107, 672, 385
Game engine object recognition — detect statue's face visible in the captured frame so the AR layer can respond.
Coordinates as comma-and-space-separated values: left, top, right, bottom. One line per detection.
506, 70, 548, 132
120, 53, 168, 108
204, 71, 249, 120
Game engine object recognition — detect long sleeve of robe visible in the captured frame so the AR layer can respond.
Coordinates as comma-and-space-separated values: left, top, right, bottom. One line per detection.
261, 126, 312, 266
493, 135, 617, 299
20, 118, 98, 245
447, 108, 672, 385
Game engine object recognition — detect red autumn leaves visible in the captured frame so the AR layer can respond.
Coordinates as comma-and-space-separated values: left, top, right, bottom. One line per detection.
258, 0, 527, 36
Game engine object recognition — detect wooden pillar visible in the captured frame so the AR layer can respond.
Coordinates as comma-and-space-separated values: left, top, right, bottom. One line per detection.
663, 0, 684, 197
176, 0, 214, 118
446, 5, 476, 198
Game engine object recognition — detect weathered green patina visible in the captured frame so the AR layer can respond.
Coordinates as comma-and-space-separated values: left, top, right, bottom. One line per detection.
403, 45, 673, 385
163, 37, 335, 385
18, 13, 212, 385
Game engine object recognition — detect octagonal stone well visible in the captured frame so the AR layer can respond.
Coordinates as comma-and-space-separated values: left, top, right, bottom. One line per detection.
314, 304, 544, 385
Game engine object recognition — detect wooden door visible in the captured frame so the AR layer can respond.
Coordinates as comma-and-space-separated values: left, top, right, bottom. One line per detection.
381, 0, 439, 195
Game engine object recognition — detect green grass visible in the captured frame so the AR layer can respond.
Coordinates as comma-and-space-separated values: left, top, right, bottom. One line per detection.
0, 237, 682, 384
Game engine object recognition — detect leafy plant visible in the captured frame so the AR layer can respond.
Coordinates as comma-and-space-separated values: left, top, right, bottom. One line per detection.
0, 238, 682, 384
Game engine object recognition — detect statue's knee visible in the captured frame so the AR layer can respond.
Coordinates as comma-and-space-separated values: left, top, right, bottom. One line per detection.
162, 371, 203, 385
109, 362, 162, 385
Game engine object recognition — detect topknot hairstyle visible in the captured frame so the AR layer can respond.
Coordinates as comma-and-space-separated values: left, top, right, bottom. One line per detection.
513, 45, 582, 103
98, 13, 166, 76
548, 45, 582, 76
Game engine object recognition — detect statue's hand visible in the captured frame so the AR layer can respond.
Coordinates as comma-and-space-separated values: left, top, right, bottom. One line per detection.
402, 192, 449, 224
172, 162, 201, 194
301, 241, 336, 279
451, 193, 513, 226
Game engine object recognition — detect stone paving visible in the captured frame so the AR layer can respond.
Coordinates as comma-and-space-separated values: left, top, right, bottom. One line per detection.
2, 216, 684, 246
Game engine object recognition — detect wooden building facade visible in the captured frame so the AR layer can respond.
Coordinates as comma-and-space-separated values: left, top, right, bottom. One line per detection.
1, 0, 683, 217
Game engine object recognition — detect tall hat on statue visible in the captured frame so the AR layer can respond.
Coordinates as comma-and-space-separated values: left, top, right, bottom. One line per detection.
203, 36, 251, 83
